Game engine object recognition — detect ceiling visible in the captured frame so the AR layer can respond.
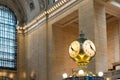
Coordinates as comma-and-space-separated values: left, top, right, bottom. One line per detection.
0, 0, 46, 26
0, 0, 27, 25
0, 0, 119, 26
54, 0, 120, 28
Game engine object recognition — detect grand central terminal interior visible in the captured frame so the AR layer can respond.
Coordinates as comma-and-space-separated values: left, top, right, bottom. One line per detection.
0, 0, 120, 80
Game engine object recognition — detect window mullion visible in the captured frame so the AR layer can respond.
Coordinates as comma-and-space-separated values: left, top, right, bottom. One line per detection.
0, 5, 17, 70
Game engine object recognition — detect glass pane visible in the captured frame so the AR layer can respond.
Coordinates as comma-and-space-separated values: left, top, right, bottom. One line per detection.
0, 5, 17, 70
53, 0, 58, 3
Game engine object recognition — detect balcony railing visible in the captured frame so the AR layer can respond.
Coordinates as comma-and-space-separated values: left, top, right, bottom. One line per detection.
104, 70, 120, 80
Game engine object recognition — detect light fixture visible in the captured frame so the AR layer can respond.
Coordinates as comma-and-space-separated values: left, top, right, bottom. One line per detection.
30, 71, 36, 80
2, 71, 7, 77
106, 78, 111, 80
98, 71, 104, 77
78, 70, 84, 75
62, 73, 68, 79
9, 73, 14, 79
111, 1, 120, 8
63, 31, 104, 80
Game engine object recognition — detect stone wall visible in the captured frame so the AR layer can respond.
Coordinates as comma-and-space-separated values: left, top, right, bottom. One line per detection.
25, 25, 47, 80
107, 20, 120, 69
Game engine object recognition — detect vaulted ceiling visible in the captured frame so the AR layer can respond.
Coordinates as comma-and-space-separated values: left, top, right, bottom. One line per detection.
53, 0, 120, 29
0, 0, 46, 26
0, 0, 27, 26
0, 0, 120, 26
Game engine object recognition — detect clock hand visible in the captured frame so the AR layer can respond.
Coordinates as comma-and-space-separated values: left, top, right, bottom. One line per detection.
71, 47, 75, 51
90, 45, 94, 51
71, 47, 77, 52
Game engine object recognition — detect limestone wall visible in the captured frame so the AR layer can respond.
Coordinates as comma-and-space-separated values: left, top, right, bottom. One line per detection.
107, 20, 120, 69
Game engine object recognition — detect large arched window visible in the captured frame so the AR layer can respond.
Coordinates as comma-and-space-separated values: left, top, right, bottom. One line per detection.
53, 0, 58, 2
0, 5, 17, 70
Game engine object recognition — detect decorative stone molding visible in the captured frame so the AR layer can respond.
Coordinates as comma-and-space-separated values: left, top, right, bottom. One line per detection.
23, 0, 83, 33
39, 0, 46, 11
102, 0, 111, 2
27, 0, 35, 11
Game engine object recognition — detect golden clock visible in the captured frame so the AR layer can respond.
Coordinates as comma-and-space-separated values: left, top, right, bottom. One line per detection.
68, 32, 96, 66
82, 40, 96, 57
69, 41, 80, 58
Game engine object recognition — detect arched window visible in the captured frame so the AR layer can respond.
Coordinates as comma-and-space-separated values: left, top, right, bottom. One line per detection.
0, 5, 17, 70
48, 0, 58, 5
53, 0, 58, 2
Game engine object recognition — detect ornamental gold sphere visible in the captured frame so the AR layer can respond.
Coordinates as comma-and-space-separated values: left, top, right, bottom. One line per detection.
68, 32, 96, 66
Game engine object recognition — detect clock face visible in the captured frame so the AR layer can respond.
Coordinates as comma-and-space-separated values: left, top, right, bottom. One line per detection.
83, 40, 96, 57
69, 41, 80, 58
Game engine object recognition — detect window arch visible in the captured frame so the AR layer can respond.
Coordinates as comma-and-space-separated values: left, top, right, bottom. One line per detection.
0, 5, 17, 70
53, 0, 58, 2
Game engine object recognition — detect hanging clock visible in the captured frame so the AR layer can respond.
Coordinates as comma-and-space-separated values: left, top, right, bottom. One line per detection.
68, 32, 96, 66
82, 40, 96, 57
69, 41, 80, 58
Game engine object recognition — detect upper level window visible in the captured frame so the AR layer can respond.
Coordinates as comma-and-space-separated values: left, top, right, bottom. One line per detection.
0, 5, 17, 70
48, 0, 58, 5
53, 0, 58, 3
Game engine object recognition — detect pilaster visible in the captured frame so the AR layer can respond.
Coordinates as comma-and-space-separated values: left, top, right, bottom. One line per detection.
17, 29, 27, 80
119, 20, 120, 62
78, 0, 108, 73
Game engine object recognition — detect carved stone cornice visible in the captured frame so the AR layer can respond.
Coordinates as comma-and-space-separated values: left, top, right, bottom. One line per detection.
23, 0, 83, 34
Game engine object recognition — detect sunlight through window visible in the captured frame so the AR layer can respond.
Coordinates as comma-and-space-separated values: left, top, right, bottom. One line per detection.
0, 5, 17, 70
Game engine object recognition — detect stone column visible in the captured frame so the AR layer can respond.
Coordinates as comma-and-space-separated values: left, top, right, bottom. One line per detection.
119, 20, 120, 62
79, 0, 108, 73
17, 29, 27, 80
114, 20, 120, 63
